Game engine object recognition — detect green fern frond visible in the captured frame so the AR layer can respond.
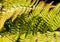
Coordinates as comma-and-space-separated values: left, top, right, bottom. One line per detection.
0, 31, 60, 42
4, 2, 53, 34
0, 0, 60, 42
40, 3, 60, 30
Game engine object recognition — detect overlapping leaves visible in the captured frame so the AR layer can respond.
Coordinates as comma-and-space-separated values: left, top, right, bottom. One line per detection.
0, 0, 60, 42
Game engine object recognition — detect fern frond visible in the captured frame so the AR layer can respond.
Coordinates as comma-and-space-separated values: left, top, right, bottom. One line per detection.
0, 31, 60, 42
0, 0, 36, 30
0, 0, 60, 42
41, 3, 60, 30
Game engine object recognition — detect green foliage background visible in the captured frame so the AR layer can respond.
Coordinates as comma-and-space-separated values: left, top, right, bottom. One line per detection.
0, 0, 60, 42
